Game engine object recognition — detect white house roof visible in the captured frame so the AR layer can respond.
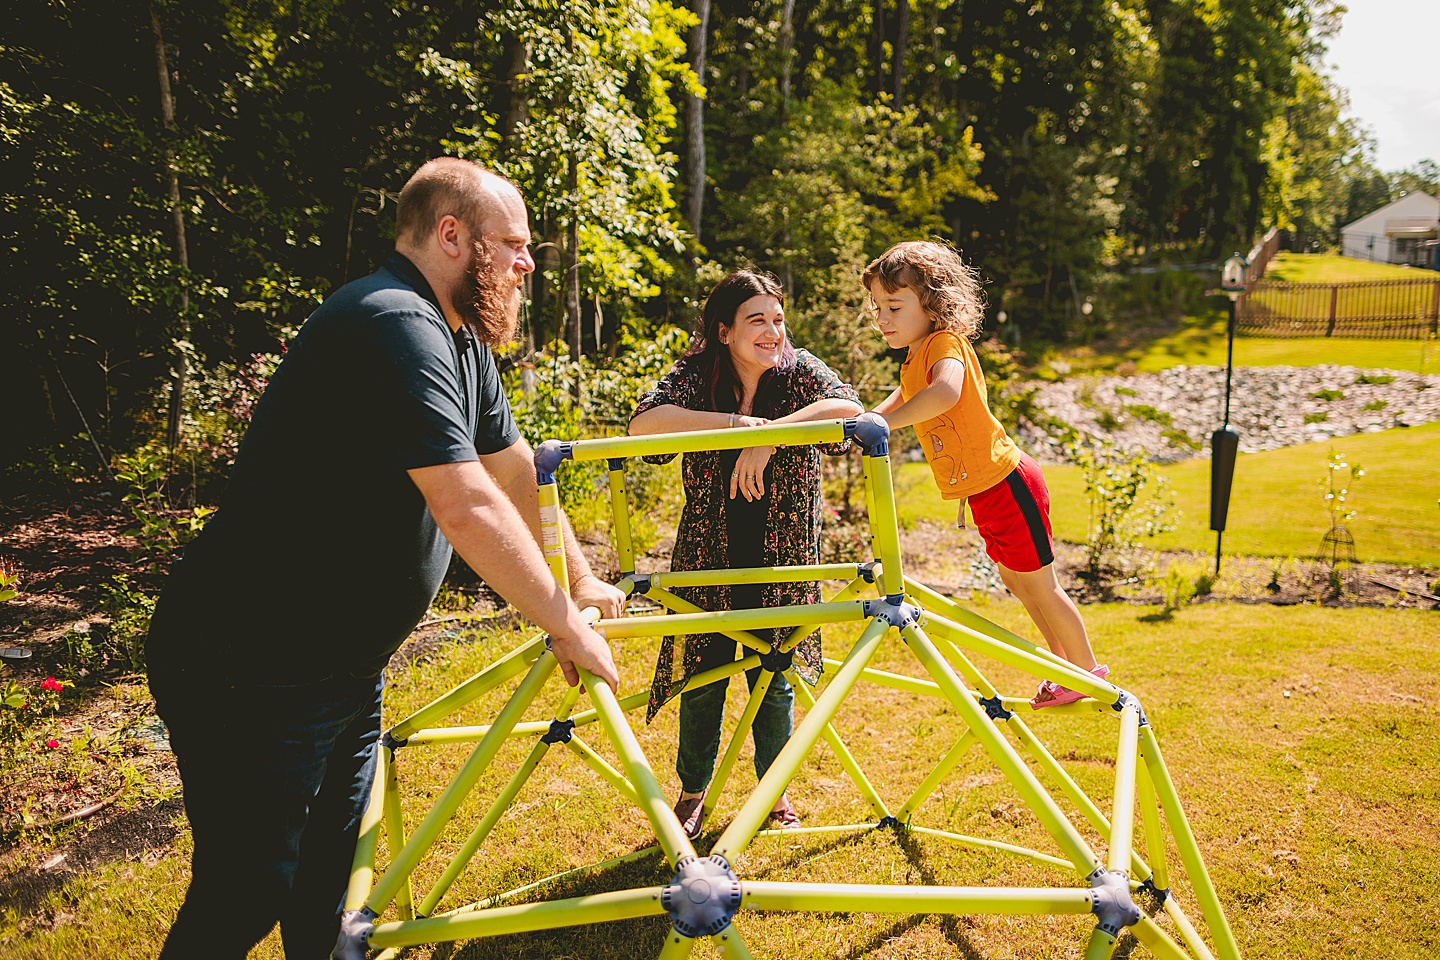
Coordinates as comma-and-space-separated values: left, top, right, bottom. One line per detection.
1342, 191, 1440, 236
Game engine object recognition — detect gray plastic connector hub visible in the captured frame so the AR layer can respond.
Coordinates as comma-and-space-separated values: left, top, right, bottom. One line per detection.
863, 596, 920, 628
534, 439, 574, 485
331, 906, 377, 960
661, 855, 742, 939
1111, 689, 1149, 727
857, 560, 879, 584
846, 411, 891, 457
1087, 868, 1141, 936
381, 730, 408, 751
628, 573, 653, 595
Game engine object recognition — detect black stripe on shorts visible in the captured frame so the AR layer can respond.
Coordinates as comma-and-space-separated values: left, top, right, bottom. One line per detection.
1004, 469, 1055, 568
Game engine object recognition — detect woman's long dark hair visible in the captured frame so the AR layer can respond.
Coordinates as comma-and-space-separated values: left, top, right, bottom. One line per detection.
679, 269, 798, 416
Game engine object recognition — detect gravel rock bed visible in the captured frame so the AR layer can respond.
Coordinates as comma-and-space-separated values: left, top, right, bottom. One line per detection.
1016, 363, 1440, 463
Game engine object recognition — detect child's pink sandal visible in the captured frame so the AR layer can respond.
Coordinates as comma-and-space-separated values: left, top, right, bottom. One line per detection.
1030, 664, 1110, 709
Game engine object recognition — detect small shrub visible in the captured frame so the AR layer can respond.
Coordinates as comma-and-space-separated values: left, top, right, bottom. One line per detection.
0, 675, 71, 763
1362, 399, 1387, 412
1311, 389, 1344, 401
1354, 373, 1393, 386
1113, 386, 1137, 397
1068, 436, 1179, 581
1304, 412, 1328, 424
1161, 427, 1201, 451
505, 332, 689, 548
1156, 566, 1197, 617
62, 576, 155, 677
1317, 448, 1363, 572
1267, 556, 1291, 593
1095, 409, 1124, 432
114, 443, 214, 563
1125, 404, 1173, 426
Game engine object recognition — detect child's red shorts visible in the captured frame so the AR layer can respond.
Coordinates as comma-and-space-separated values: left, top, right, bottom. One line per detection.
966, 452, 1055, 573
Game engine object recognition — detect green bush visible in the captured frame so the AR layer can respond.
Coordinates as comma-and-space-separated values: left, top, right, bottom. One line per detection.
505, 330, 690, 551
1068, 436, 1178, 581
114, 443, 214, 564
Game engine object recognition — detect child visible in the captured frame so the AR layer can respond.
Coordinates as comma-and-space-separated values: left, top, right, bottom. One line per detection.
864, 241, 1107, 708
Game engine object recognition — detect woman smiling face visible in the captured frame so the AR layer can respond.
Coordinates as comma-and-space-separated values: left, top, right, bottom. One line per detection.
719, 294, 787, 385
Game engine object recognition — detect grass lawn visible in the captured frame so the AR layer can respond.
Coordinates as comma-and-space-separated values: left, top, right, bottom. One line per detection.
896, 421, 1440, 568
5, 602, 1435, 959
1126, 311, 1439, 374
1058, 306, 1440, 375
1263, 252, 1427, 284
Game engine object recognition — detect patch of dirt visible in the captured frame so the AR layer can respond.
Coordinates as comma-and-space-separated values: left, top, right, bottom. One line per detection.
0, 491, 148, 640
897, 518, 1439, 611
0, 797, 184, 926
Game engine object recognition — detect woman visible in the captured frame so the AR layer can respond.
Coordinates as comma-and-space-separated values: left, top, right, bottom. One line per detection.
630, 269, 862, 839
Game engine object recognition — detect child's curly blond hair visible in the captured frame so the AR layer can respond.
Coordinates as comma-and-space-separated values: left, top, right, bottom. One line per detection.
862, 240, 985, 339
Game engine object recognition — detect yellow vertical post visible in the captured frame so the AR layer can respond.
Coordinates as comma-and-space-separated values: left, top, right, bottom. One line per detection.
702, 668, 776, 824
1108, 703, 1140, 876
537, 480, 570, 591
344, 742, 389, 911
1136, 759, 1170, 893
381, 746, 414, 920
865, 453, 905, 596
607, 459, 636, 575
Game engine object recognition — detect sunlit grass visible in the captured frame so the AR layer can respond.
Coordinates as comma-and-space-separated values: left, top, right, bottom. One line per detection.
1264, 252, 1426, 284
896, 421, 1440, 568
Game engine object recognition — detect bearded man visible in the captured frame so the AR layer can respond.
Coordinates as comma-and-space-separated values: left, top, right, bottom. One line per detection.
145, 158, 621, 960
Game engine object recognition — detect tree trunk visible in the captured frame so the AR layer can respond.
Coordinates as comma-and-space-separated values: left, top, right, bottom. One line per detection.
867, 0, 886, 99
778, 0, 796, 124
565, 155, 582, 373
564, 27, 582, 389
498, 35, 529, 157
683, 0, 711, 240
151, 6, 190, 451
891, 0, 910, 105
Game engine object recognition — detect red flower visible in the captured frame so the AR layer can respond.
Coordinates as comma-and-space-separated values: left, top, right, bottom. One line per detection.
40, 677, 63, 693
44, 738, 59, 750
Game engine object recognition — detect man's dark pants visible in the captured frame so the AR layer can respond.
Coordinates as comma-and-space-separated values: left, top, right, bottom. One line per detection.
151, 670, 383, 960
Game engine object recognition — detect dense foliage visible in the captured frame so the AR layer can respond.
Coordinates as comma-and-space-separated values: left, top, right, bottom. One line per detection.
1, 0, 1431, 478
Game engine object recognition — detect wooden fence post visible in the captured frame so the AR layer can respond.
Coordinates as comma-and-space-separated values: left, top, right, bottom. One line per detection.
1431, 280, 1440, 337
1326, 284, 1339, 337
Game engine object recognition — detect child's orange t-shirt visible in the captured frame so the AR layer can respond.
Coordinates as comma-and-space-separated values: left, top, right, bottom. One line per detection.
900, 331, 1020, 500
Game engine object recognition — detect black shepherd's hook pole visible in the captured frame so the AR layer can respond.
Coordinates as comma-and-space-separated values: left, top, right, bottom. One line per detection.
1211, 254, 1247, 577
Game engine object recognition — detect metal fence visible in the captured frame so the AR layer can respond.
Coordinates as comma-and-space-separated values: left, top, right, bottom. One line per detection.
1237, 277, 1440, 339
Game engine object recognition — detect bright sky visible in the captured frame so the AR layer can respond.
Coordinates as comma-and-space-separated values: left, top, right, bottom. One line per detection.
1325, 0, 1440, 172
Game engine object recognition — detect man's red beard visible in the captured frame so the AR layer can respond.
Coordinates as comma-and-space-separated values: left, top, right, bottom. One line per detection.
457, 239, 521, 347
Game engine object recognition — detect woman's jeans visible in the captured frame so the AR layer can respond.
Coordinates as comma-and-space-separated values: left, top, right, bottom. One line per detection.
676, 635, 794, 794
150, 668, 383, 960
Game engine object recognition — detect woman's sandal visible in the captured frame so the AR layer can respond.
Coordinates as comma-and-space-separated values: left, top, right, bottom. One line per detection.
765, 797, 802, 830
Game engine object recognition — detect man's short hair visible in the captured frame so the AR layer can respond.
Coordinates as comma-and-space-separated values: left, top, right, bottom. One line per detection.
395, 157, 499, 242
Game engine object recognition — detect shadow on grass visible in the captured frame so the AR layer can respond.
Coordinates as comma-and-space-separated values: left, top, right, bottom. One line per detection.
448, 845, 672, 960
0, 796, 183, 919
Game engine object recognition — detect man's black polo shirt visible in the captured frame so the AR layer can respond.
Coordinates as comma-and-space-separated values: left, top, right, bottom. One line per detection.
147, 253, 520, 684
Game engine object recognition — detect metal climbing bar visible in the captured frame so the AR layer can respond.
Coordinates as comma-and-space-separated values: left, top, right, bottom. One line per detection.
336, 413, 1239, 959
